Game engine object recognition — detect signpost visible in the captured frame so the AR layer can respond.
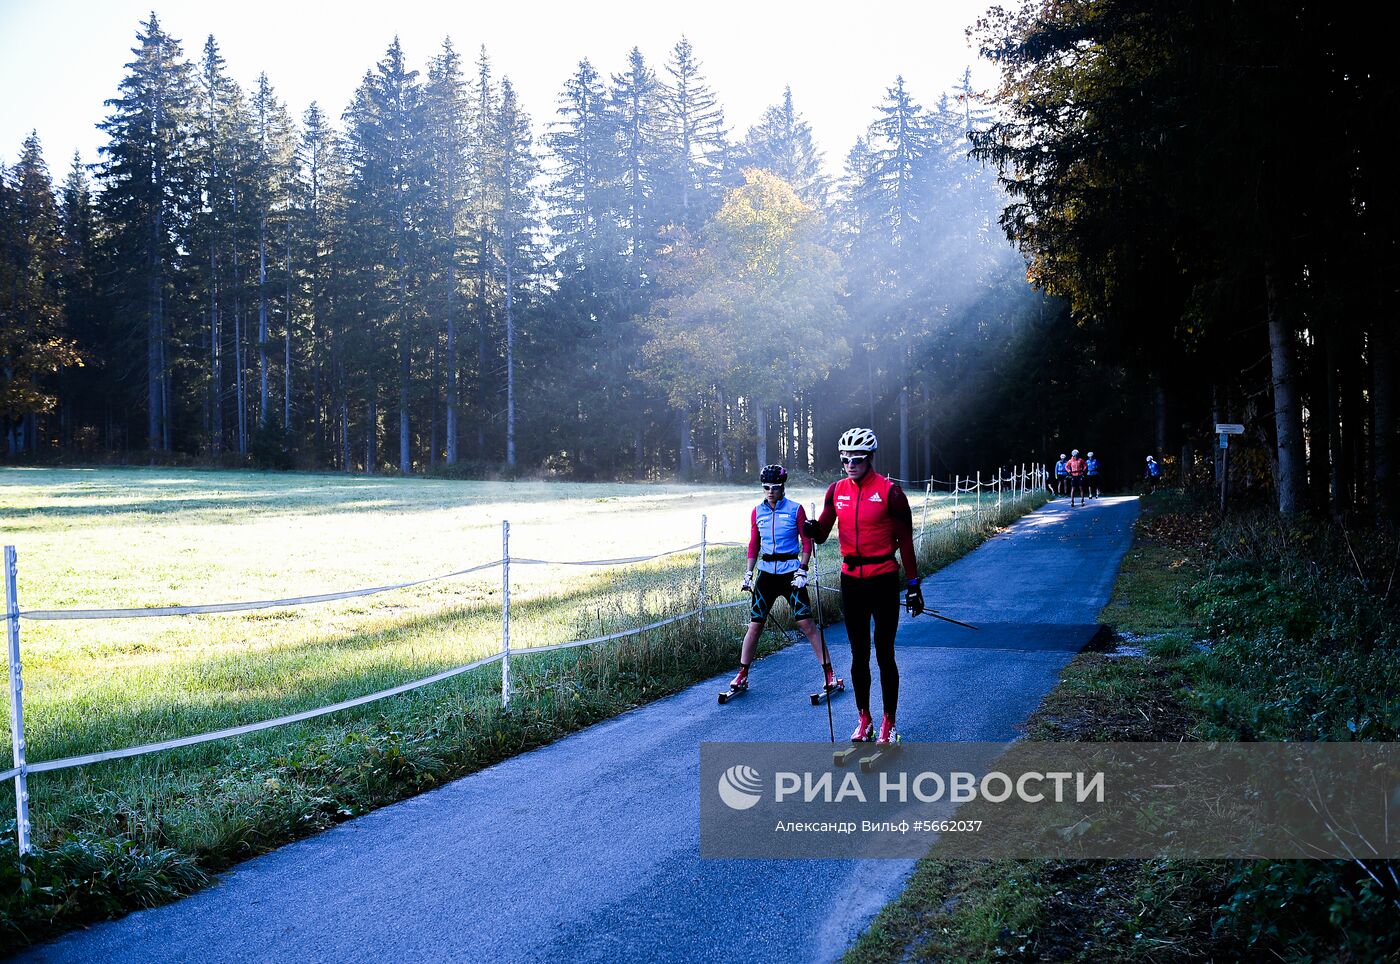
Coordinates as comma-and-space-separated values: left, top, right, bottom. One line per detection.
1215, 424, 1244, 513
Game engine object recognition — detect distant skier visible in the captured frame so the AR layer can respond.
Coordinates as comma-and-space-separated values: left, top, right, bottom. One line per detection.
804, 428, 921, 745
1086, 451, 1101, 498
1144, 455, 1161, 493
1054, 454, 1068, 497
726, 464, 837, 697
1066, 449, 1088, 506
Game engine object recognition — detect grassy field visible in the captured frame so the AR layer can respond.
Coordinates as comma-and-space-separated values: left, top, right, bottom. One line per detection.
0, 467, 1001, 807
0, 466, 1044, 949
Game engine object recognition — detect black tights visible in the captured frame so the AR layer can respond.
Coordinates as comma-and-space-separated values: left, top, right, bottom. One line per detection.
841, 572, 900, 717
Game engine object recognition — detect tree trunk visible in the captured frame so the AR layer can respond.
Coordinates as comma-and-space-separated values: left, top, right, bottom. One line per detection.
446, 299, 458, 465
678, 408, 693, 479
1266, 265, 1307, 515
428, 332, 439, 469
1339, 324, 1363, 514
755, 403, 768, 468
366, 393, 377, 474
899, 387, 910, 482
505, 258, 516, 470
1373, 322, 1397, 522
399, 339, 411, 475
258, 221, 268, 429
1323, 329, 1343, 516
1154, 381, 1167, 459
798, 395, 808, 475
717, 386, 734, 480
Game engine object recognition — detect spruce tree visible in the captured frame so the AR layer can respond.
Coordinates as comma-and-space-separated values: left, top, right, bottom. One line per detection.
742, 87, 829, 210
421, 39, 472, 466
96, 13, 198, 452
656, 37, 728, 234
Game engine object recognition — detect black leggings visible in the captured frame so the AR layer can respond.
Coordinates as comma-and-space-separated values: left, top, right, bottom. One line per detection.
841, 572, 900, 716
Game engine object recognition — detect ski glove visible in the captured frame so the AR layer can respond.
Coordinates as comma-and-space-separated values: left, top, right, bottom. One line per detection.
802, 519, 820, 538
742, 570, 754, 593
791, 567, 808, 590
905, 579, 925, 616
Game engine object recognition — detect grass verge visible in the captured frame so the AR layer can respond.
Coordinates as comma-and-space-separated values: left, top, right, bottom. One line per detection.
846, 491, 1400, 963
0, 472, 1046, 953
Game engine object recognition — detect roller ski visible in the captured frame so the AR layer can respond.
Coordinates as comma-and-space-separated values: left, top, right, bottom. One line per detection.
859, 714, 902, 773
834, 710, 875, 765
718, 666, 750, 704
810, 663, 846, 706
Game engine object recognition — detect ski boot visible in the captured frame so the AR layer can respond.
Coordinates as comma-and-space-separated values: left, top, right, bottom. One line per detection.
877, 713, 899, 745
718, 665, 750, 704
850, 709, 875, 742
811, 662, 846, 705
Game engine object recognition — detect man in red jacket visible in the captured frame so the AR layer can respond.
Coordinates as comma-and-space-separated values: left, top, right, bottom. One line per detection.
804, 427, 922, 744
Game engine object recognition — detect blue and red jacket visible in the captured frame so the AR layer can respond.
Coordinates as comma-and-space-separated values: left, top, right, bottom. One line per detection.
810, 470, 917, 580
747, 498, 811, 575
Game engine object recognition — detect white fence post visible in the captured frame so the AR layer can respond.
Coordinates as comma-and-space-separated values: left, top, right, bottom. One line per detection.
698, 514, 708, 628
5, 546, 31, 855
997, 469, 1003, 510
976, 471, 982, 524
918, 480, 932, 550
501, 520, 511, 708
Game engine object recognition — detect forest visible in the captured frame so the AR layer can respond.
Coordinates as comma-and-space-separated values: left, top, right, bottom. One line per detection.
1, 14, 1052, 484
3, 1, 1393, 517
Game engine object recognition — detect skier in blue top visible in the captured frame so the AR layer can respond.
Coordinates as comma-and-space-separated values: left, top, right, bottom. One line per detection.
726, 464, 839, 697
1054, 454, 1068, 497
1086, 451, 1101, 498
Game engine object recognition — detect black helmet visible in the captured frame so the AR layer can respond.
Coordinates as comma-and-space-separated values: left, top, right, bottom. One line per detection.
760, 464, 788, 485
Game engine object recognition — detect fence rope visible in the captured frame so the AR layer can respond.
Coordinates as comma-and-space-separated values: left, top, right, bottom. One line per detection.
23, 651, 507, 775
20, 559, 506, 621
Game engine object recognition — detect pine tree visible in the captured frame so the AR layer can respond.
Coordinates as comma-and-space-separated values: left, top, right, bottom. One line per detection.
342, 38, 425, 473
190, 35, 243, 455
656, 37, 728, 234
469, 47, 502, 460
249, 73, 296, 434
742, 87, 829, 209
96, 13, 198, 452
57, 153, 101, 451
295, 102, 346, 464
491, 77, 540, 469
421, 38, 472, 466
1, 134, 81, 454
546, 58, 626, 474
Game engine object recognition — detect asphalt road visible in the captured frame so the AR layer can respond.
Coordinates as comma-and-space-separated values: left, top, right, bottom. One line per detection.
25, 496, 1138, 964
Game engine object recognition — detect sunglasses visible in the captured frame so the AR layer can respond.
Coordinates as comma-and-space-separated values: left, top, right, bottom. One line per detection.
840, 454, 869, 466
762, 482, 784, 491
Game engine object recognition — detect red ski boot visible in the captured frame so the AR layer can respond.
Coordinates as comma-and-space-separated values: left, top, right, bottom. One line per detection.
729, 665, 749, 691
850, 709, 874, 742
823, 663, 844, 692
877, 713, 899, 745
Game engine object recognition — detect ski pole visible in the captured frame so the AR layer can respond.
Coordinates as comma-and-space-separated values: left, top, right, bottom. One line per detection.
911, 608, 981, 631
810, 504, 835, 743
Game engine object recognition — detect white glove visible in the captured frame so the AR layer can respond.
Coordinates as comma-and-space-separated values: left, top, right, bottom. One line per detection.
791, 568, 808, 590
742, 570, 754, 592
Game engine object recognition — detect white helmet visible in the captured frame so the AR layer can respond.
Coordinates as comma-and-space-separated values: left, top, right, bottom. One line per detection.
1146, 455, 1154, 462
1059, 453, 1067, 460
1087, 451, 1094, 458
838, 427, 878, 453
1071, 449, 1079, 456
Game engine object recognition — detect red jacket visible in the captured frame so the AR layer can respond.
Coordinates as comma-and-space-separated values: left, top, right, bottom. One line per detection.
811, 470, 917, 580
1067, 457, 1087, 477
